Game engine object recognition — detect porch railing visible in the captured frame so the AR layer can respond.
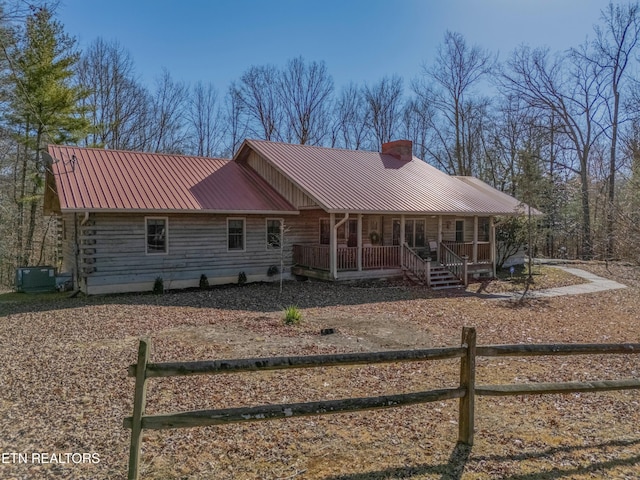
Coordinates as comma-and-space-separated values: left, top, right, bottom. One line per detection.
293, 244, 401, 272
337, 247, 357, 270
292, 244, 330, 271
440, 243, 468, 286
443, 241, 491, 263
363, 245, 400, 269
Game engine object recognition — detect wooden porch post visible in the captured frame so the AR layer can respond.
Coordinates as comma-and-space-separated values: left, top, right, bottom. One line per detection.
400, 214, 406, 246
437, 216, 443, 262
357, 214, 363, 271
490, 216, 496, 277
473, 216, 478, 264
330, 213, 337, 279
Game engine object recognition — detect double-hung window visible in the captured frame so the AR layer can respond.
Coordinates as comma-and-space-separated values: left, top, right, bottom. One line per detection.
266, 219, 282, 249
146, 217, 168, 254
228, 218, 245, 251
319, 218, 330, 245
479, 217, 490, 242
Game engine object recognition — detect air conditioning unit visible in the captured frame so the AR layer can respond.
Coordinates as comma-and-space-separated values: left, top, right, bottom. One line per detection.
15, 267, 57, 293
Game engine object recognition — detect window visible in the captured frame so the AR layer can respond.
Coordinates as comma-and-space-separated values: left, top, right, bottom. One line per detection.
146, 217, 168, 254
347, 219, 358, 247
320, 218, 330, 245
319, 218, 358, 245
228, 218, 245, 251
455, 220, 465, 243
479, 217, 490, 242
393, 219, 426, 247
392, 219, 401, 246
266, 219, 282, 249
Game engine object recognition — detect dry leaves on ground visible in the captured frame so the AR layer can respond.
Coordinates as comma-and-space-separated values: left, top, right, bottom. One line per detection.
0, 263, 639, 479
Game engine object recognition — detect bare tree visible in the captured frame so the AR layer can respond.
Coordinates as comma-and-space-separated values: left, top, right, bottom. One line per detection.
363, 75, 403, 149
222, 83, 248, 156
332, 82, 370, 150
414, 31, 494, 175
400, 96, 432, 160
501, 45, 607, 259
187, 81, 224, 157
234, 64, 283, 141
278, 56, 333, 145
76, 37, 149, 150
589, 1, 640, 257
147, 69, 188, 153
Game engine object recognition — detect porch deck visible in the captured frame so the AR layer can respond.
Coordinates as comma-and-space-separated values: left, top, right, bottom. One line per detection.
292, 242, 493, 282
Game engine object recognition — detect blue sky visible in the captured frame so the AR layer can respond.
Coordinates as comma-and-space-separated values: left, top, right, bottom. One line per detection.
57, 0, 620, 94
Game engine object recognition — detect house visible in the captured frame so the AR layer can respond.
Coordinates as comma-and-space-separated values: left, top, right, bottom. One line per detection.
44, 139, 536, 294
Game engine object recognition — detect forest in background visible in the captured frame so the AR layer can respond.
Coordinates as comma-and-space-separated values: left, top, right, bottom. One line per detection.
1, 1, 640, 285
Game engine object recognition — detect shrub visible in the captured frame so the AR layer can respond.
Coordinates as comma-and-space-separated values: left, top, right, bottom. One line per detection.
283, 305, 302, 325
152, 277, 164, 294
238, 271, 247, 285
199, 274, 209, 289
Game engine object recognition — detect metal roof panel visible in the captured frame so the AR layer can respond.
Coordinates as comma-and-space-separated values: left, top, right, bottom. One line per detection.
47, 145, 297, 213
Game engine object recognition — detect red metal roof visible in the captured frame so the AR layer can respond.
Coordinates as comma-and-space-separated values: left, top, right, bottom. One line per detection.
239, 139, 534, 215
46, 145, 297, 214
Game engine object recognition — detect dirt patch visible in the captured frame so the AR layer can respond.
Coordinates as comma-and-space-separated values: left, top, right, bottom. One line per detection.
1, 264, 639, 479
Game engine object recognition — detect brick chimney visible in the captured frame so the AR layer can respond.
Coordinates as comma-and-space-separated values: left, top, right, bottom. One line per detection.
381, 140, 413, 162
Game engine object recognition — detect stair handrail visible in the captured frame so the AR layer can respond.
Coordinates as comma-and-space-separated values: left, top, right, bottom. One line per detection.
401, 243, 430, 285
439, 242, 468, 286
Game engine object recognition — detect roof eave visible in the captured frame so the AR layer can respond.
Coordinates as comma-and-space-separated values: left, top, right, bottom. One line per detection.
58, 208, 300, 215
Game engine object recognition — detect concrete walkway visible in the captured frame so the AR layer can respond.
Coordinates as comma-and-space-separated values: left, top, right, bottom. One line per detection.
485, 266, 628, 301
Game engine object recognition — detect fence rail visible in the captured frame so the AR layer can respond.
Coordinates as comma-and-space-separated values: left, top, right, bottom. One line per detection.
124, 328, 640, 479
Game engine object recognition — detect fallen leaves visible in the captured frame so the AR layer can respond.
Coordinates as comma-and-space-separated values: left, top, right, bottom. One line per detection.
0, 264, 640, 478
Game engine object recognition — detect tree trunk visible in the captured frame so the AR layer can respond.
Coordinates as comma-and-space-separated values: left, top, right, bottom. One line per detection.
606, 90, 620, 259
580, 153, 592, 260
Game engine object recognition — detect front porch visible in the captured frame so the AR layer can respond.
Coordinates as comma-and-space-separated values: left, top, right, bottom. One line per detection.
292, 241, 494, 284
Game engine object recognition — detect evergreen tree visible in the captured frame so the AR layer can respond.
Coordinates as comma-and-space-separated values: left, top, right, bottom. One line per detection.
6, 6, 89, 266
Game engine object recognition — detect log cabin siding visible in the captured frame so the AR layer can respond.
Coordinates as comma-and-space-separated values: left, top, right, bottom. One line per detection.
75, 212, 306, 294
245, 151, 318, 208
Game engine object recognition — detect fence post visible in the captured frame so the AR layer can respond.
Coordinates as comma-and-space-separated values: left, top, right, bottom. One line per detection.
458, 327, 476, 445
128, 338, 150, 480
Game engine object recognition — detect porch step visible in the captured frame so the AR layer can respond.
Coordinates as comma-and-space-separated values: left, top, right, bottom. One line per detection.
429, 265, 464, 289
403, 265, 464, 289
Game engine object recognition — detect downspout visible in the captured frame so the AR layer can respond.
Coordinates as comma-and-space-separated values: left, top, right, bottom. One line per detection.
73, 213, 80, 292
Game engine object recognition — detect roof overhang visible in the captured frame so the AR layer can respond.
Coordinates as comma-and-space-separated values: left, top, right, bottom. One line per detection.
58, 208, 300, 216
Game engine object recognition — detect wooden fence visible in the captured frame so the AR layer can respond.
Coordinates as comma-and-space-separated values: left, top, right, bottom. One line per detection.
124, 328, 640, 479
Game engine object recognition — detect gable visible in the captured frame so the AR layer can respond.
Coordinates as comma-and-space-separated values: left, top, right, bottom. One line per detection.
243, 150, 318, 209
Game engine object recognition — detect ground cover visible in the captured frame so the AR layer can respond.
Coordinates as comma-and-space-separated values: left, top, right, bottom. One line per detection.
0, 263, 639, 479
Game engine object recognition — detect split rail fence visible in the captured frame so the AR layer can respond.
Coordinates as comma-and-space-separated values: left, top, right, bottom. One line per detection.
124, 327, 640, 479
